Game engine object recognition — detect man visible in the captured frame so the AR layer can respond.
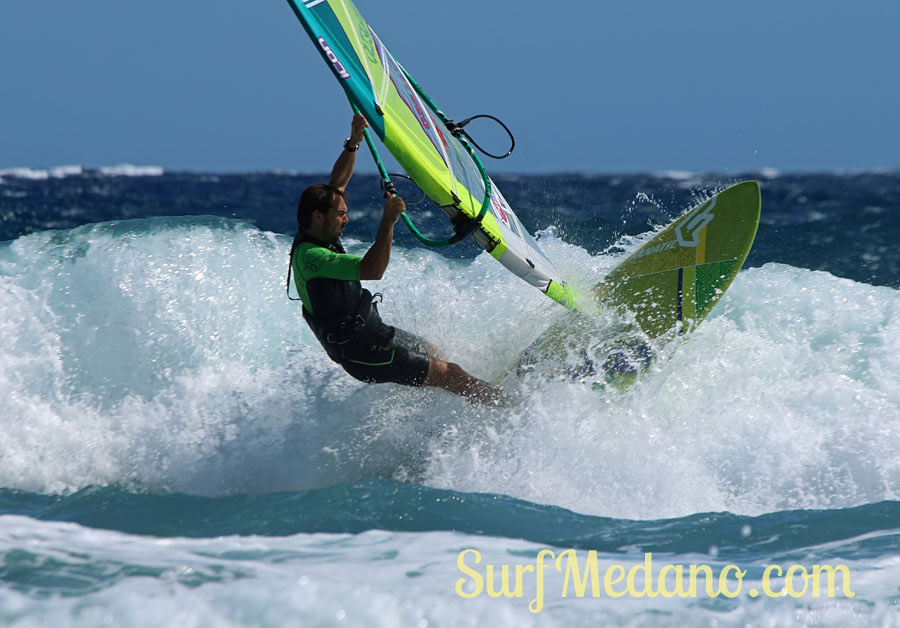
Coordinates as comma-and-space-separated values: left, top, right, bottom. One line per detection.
288, 114, 506, 405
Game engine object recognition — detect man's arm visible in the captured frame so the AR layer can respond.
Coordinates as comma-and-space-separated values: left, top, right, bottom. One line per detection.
329, 114, 368, 191
360, 196, 406, 280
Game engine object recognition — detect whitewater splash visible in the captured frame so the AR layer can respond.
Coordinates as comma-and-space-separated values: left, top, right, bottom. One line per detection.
1, 217, 898, 519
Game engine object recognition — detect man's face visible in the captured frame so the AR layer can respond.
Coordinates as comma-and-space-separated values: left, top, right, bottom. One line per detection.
317, 195, 349, 243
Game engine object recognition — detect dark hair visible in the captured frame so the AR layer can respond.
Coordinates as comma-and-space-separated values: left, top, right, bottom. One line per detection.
296, 184, 346, 230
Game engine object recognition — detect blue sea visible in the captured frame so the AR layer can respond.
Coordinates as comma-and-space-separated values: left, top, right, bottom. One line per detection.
1, 165, 898, 626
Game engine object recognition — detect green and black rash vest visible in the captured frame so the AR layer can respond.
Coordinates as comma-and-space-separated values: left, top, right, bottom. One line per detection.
288, 233, 390, 360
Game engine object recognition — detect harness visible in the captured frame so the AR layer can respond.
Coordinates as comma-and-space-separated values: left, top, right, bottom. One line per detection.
303, 291, 390, 361
287, 233, 391, 362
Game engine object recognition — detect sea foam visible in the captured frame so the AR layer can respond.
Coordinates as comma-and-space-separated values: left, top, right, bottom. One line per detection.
1, 217, 897, 522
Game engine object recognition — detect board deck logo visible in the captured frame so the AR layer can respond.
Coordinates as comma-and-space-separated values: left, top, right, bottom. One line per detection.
675, 197, 716, 247
633, 239, 678, 260
317, 37, 350, 79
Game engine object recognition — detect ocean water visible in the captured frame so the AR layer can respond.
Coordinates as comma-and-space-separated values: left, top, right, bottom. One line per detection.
1, 166, 898, 626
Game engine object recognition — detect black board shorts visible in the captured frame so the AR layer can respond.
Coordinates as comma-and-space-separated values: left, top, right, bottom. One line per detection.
338, 327, 430, 387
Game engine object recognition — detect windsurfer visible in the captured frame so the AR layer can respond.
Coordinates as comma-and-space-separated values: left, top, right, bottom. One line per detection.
287, 114, 507, 405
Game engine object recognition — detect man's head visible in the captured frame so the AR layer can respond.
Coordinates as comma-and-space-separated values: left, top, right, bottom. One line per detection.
297, 184, 349, 243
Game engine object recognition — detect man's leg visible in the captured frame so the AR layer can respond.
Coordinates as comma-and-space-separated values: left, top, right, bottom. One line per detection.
423, 357, 508, 405
392, 328, 445, 361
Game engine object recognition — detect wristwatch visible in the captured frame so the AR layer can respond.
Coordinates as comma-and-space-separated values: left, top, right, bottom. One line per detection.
343, 138, 360, 152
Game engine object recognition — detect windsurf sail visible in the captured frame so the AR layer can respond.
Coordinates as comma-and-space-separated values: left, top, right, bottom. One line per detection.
285, 0, 576, 308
